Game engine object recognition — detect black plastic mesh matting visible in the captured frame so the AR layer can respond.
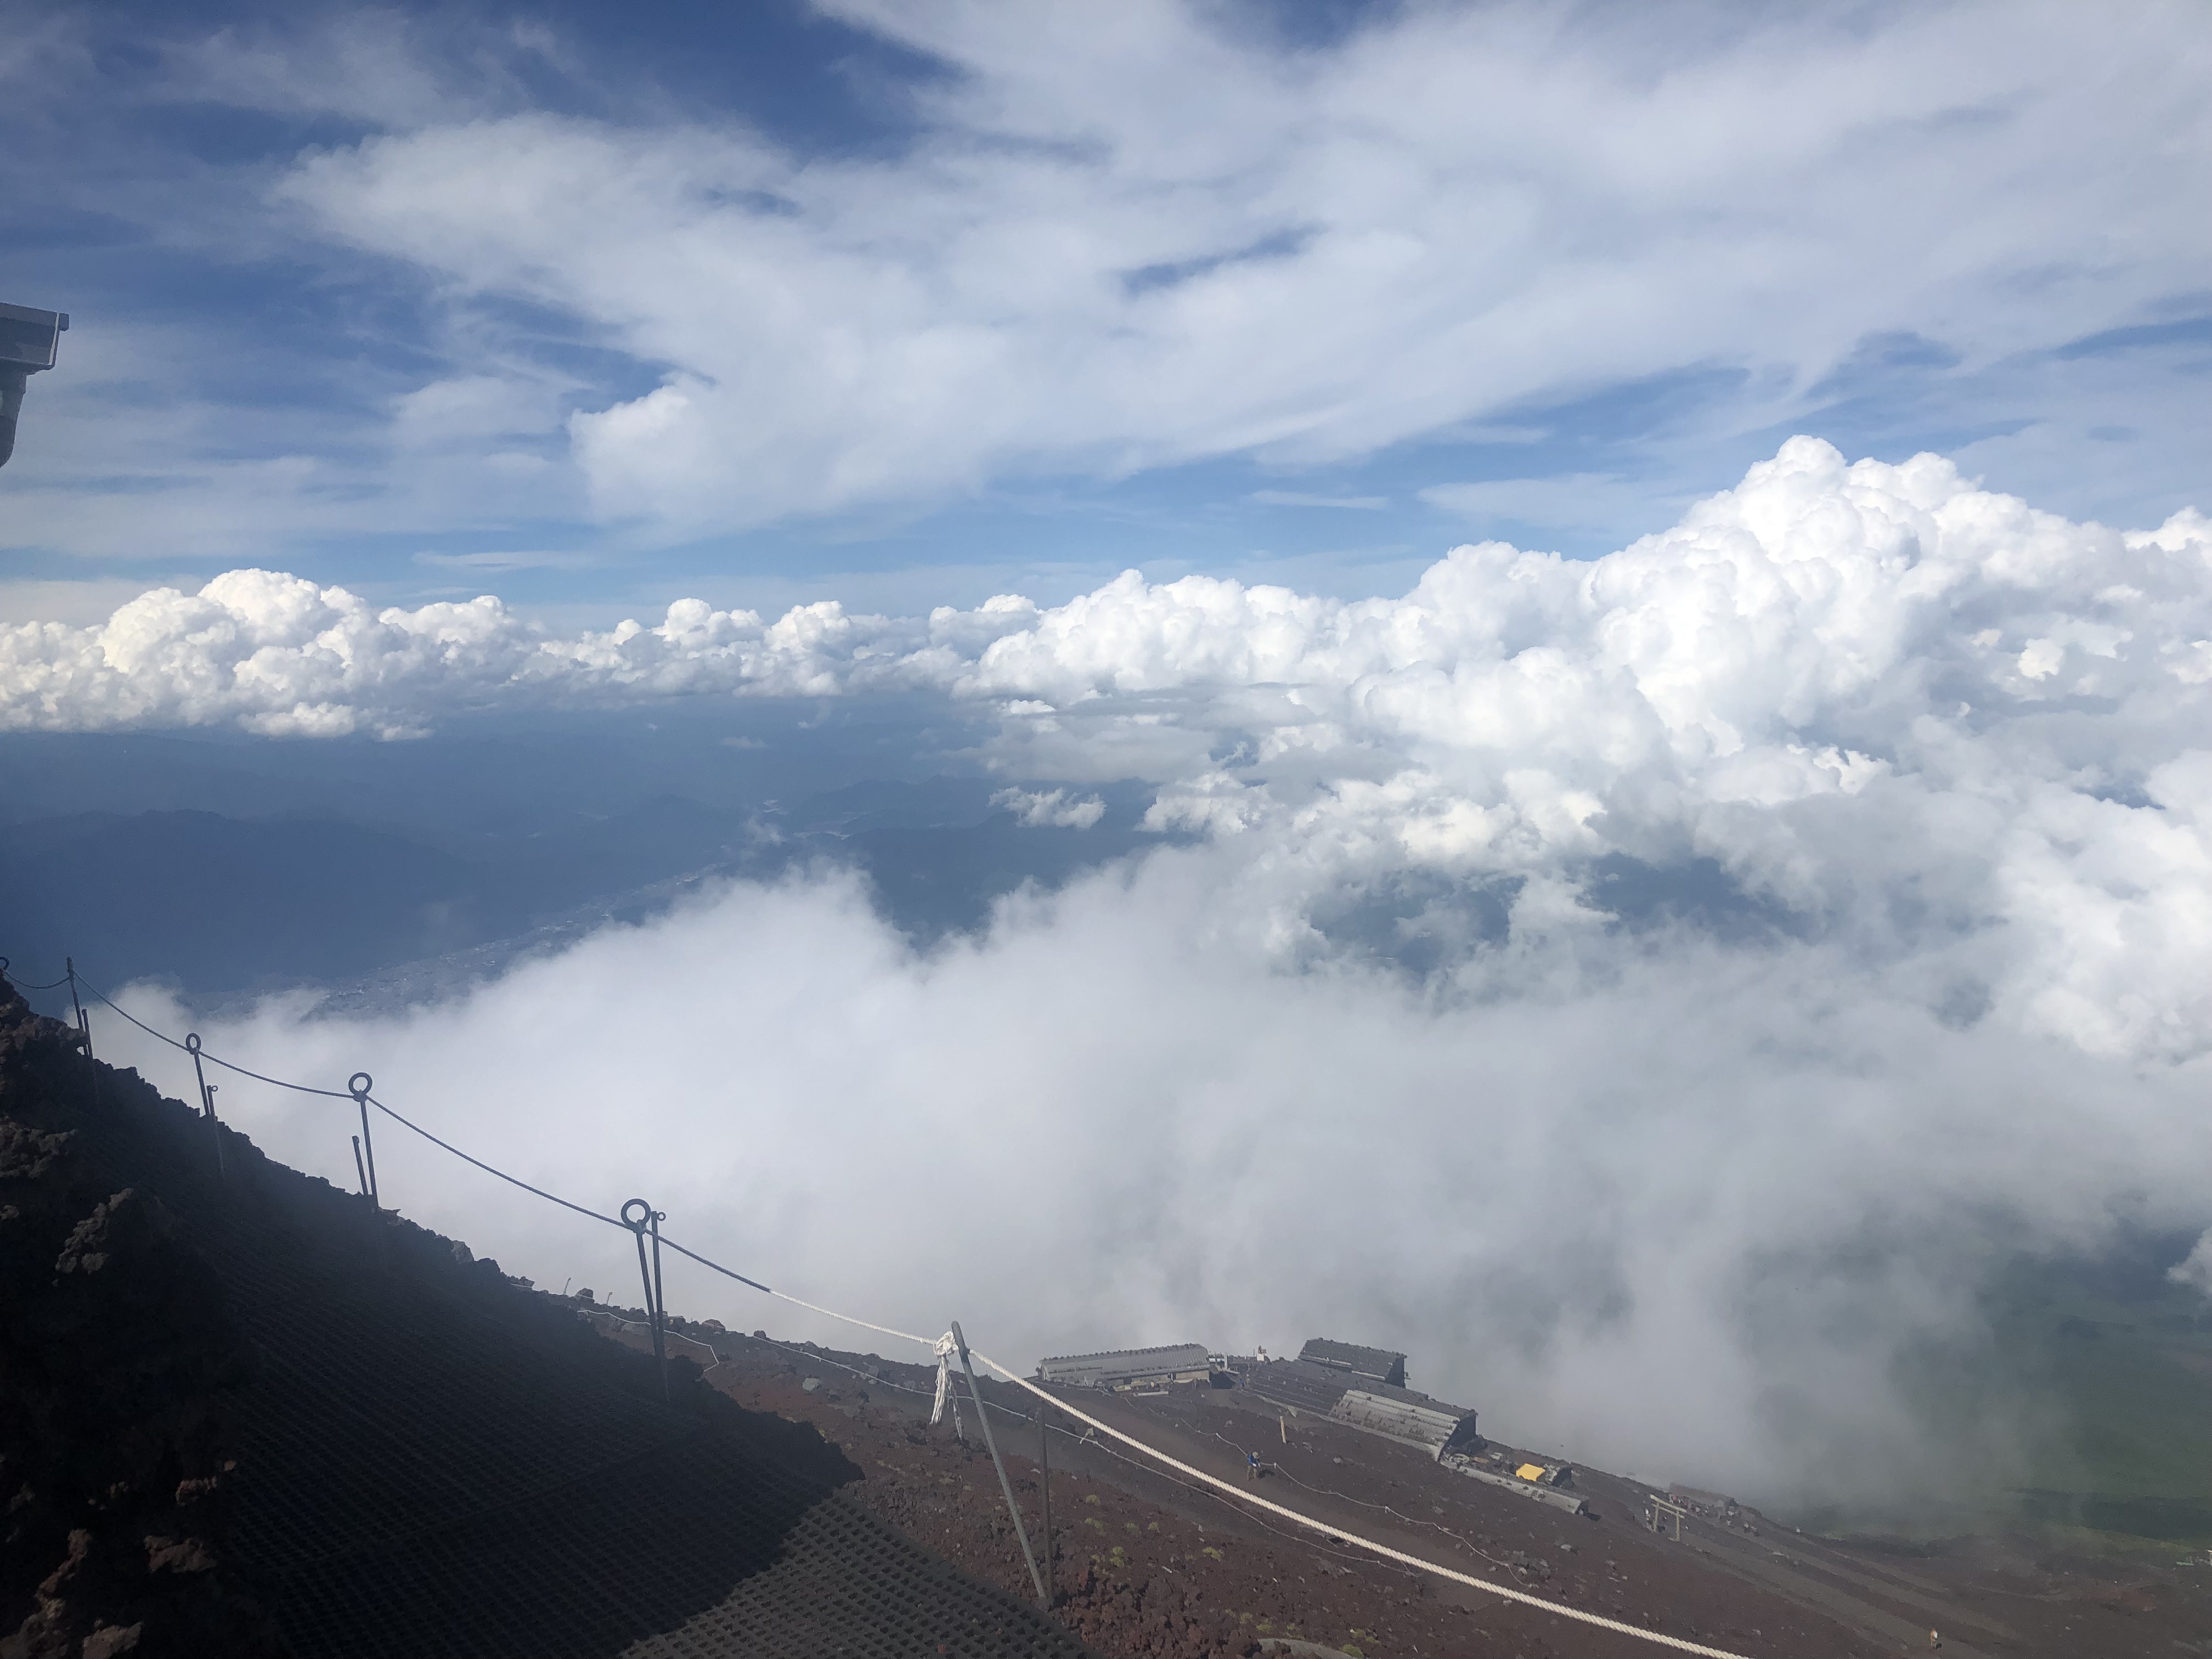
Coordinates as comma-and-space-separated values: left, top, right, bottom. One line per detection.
38, 1069, 1092, 1659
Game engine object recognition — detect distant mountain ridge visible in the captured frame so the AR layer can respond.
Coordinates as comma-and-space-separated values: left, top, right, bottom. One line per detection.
0, 771, 1168, 1001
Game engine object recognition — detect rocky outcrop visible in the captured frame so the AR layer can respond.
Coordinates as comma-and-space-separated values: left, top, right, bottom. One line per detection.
0, 988, 283, 1658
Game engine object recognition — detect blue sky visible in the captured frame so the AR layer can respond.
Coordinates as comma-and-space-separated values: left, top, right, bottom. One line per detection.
2, 0, 2205, 628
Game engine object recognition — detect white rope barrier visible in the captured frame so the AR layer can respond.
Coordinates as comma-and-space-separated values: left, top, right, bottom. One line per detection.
38, 967, 1746, 1658
700, 1269, 1752, 1658
962, 1348, 1748, 1659
766, 1289, 937, 1351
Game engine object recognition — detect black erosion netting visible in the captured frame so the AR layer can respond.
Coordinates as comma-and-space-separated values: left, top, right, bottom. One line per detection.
29, 1032, 1088, 1659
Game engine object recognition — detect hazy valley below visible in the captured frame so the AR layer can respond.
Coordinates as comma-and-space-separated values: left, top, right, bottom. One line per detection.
9, 708, 2210, 1551
0, 720, 1170, 1009
8, 448, 2212, 1562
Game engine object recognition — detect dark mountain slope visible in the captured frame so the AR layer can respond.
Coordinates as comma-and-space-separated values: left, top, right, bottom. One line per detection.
0, 984, 1088, 1658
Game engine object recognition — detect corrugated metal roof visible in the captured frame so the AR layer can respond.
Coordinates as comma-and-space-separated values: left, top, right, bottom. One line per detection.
1244, 1359, 1351, 1416
1037, 1343, 1211, 1387
1297, 1338, 1407, 1386
1245, 1361, 1479, 1455
1039, 1342, 1210, 1367
1330, 1390, 1464, 1452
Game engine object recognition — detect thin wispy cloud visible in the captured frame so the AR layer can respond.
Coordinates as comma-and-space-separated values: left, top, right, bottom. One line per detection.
273, 1, 2210, 537
1, 1, 2205, 594
1418, 473, 1679, 537
412, 550, 594, 572
1249, 490, 1389, 511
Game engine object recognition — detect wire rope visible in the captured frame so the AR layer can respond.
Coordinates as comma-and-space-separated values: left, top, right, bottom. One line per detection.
44, 960, 1747, 1658
958, 1351, 1747, 1659
361, 1093, 626, 1231
73, 979, 194, 1051
655, 1234, 771, 1294
204, 1049, 354, 1098
73, 975, 354, 1096
1, 967, 75, 991
72, 972, 627, 1227
761, 1286, 933, 1349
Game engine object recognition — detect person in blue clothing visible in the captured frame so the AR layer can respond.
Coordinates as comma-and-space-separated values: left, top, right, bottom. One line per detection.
1247, 1449, 1260, 1481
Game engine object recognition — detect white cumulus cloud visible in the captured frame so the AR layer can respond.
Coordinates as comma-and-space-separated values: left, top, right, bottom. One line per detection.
2172, 1232, 2212, 1301
10, 437, 2212, 1074
991, 787, 1108, 830
97, 853, 2210, 1517
59, 434, 2212, 1515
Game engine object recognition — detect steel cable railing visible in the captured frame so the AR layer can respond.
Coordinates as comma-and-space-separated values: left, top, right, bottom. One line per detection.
1, 955, 1750, 1659
0, 960, 74, 990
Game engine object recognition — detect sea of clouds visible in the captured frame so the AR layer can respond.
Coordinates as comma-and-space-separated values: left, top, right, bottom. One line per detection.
46, 436, 2212, 1513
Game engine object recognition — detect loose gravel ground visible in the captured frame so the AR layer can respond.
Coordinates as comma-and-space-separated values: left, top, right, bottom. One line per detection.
594, 1316, 2212, 1659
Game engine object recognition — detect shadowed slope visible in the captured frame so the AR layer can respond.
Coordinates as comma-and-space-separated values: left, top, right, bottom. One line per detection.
0, 984, 1089, 1658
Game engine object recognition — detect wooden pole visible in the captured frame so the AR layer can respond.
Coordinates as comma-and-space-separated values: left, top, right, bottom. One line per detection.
951, 1321, 1049, 1609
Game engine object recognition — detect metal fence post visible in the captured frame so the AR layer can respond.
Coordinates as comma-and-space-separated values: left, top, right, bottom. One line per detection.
1037, 1394, 1055, 1605
185, 1034, 224, 1179
65, 957, 93, 1060
950, 1320, 1049, 1609
622, 1198, 670, 1401
347, 1074, 379, 1207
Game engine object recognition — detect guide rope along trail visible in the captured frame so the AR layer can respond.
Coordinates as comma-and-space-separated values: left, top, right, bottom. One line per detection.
577, 1321, 1459, 1583
3, 960, 1750, 1659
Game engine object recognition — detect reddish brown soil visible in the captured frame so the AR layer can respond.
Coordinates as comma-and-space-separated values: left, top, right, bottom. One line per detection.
594, 1315, 2212, 1659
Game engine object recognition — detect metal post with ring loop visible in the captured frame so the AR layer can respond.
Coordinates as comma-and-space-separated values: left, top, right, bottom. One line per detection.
65, 957, 93, 1060
185, 1033, 225, 1180
622, 1198, 670, 1401
348, 1073, 379, 1208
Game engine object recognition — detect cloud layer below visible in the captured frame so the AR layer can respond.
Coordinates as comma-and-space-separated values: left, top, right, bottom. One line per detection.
98, 847, 2207, 1519
12, 435, 2212, 1068
50, 436, 2212, 1513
